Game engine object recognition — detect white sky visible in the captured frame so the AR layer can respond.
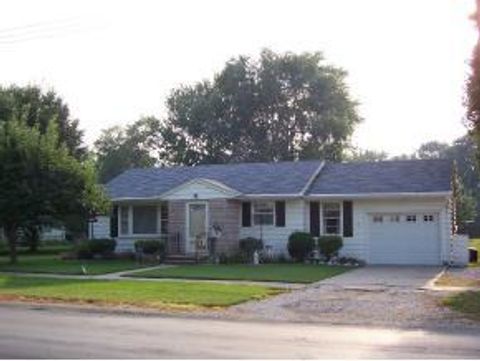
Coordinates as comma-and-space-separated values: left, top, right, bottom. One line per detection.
0, 0, 477, 156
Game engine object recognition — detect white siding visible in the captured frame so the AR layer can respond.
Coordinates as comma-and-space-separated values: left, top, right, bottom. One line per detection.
163, 182, 237, 200
240, 199, 306, 254
88, 216, 110, 240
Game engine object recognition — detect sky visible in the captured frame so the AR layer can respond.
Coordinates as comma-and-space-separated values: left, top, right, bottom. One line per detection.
0, 0, 477, 156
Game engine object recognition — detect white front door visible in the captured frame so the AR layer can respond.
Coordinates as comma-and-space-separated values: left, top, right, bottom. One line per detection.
186, 202, 208, 253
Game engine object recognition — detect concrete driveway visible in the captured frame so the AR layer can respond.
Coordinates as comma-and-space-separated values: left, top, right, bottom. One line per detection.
228, 266, 477, 330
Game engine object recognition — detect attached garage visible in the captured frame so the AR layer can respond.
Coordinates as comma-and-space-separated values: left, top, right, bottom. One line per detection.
368, 212, 441, 265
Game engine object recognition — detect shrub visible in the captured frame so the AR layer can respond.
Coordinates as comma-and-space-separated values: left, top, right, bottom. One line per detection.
218, 251, 249, 264
75, 238, 116, 259
318, 236, 343, 260
287, 232, 315, 262
239, 237, 263, 258
134, 239, 165, 255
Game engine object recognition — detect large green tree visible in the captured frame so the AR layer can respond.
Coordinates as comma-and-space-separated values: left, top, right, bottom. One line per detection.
159, 49, 361, 165
94, 117, 160, 183
0, 118, 107, 263
0, 85, 85, 159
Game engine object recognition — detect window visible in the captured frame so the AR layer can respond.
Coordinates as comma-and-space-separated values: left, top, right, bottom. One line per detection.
406, 214, 416, 222
160, 203, 168, 234
132, 206, 157, 234
323, 203, 340, 235
253, 202, 274, 225
373, 215, 383, 223
120, 206, 129, 235
390, 214, 400, 222
423, 214, 434, 222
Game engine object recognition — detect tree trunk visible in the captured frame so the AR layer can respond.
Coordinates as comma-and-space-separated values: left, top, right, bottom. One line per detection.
26, 225, 40, 252
5, 225, 18, 264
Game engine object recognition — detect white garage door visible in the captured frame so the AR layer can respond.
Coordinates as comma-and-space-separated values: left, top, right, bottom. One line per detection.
369, 213, 441, 265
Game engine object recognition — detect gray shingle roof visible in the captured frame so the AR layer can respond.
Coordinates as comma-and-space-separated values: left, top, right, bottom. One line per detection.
106, 160, 323, 199
307, 159, 452, 195
106, 159, 452, 199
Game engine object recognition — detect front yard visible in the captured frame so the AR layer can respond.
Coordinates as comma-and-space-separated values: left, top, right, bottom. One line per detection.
0, 275, 280, 309
0, 254, 147, 275
127, 264, 350, 283
443, 291, 480, 321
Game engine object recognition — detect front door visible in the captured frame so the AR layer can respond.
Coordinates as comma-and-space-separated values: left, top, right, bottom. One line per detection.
186, 203, 208, 254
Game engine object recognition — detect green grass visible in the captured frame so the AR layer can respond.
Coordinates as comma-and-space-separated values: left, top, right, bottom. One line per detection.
0, 275, 280, 308
470, 239, 480, 267
0, 254, 146, 275
443, 291, 480, 320
0, 244, 73, 256
127, 264, 350, 283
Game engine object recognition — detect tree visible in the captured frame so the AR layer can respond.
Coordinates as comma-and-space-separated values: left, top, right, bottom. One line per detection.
0, 85, 85, 159
159, 49, 361, 165
94, 117, 160, 183
415, 141, 450, 159
344, 148, 388, 162
0, 118, 107, 263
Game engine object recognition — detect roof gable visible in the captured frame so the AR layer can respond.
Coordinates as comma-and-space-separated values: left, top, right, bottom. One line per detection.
161, 178, 241, 200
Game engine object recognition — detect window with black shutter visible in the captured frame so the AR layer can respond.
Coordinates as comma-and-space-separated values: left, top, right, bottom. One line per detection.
275, 201, 286, 227
309, 201, 320, 237
110, 206, 118, 237
343, 201, 353, 237
242, 202, 252, 227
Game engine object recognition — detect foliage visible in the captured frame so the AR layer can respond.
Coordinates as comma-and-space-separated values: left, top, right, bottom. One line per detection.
158, 49, 361, 165
239, 237, 263, 258
287, 232, 315, 262
129, 263, 350, 283
0, 85, 85, 159
93, 117, 159, 183
318, 236, 343, 260
344, 148, 389, 162
134, 239, 165, 255
218, 252, 249, 264
0, 117, 109, 263
75, 239, 116, 259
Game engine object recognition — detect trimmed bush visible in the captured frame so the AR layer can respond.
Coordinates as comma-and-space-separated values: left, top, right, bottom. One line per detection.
318, 236, 343, 261
75, 238, 116, 259
239, 237, 263, 258
287, 232, 315, 262
134, 239, 165, 256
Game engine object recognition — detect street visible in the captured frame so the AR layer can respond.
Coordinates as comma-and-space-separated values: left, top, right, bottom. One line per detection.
0, 304, 479, 359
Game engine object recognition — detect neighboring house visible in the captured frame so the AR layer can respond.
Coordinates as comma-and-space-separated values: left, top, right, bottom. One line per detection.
106, 159, 463, 265
0, 225, 66, 243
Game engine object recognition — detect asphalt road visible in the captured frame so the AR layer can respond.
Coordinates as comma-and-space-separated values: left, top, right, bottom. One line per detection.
0, 305, 479, 359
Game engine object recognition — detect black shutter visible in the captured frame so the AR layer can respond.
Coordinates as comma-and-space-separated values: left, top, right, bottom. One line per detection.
242, 202, 251, 227
110, 206, 118, 238
309, 201, 320, 237
343, 201, 353, 237
275, 201, 286, 227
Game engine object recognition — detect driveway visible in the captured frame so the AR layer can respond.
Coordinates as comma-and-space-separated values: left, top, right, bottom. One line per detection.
227, 266, 478, 330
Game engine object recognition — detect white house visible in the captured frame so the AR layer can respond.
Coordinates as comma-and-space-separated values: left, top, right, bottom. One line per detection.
105, 159, 466, 265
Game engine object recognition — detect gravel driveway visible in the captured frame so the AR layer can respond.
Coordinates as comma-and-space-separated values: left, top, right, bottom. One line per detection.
226, 266, 479, 330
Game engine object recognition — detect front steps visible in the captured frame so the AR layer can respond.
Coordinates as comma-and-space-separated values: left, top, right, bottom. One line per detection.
164, 254, 209, 265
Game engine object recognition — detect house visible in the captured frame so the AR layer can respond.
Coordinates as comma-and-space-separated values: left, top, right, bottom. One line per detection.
106, 159, 464, 265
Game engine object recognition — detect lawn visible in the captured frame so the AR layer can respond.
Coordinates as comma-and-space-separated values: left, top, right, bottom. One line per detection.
0, 275, 280, 308
127, 264, 351, 283
443, 291, 480, 321
0, 254, 147, 275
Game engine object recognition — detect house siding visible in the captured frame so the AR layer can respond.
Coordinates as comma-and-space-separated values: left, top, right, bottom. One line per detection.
240, 199, 306, 255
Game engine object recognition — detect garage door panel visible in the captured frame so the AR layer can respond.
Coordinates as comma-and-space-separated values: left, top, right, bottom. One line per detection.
369, 213, 440, 265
